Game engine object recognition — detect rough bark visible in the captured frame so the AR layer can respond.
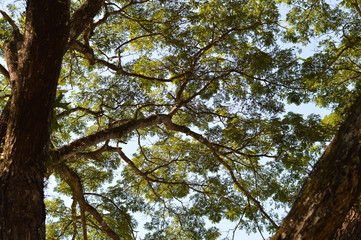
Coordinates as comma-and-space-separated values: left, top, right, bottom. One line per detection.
0, 0, 70, 239
54, 114, 170, 163
333, 206, 361, 240
271, 96, 361, 240
1, 0, 360, 239
68, 0, 105, 43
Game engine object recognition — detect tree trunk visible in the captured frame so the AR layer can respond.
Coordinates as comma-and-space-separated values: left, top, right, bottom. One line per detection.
333, 206, 361, 240
0, 0, 69, 239
271, 96, 361, 240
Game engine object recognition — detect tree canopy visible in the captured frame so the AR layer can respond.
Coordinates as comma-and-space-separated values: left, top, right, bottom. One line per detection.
0, 0, 360, 239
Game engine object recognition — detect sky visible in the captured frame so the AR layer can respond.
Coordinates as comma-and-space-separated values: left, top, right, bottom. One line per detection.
2, 1, 334, 239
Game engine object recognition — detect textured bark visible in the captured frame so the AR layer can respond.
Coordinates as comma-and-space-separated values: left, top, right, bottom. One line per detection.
54, 114, 170, 162
271, 97, 361, 240
69, 0, 105, 43
0, 0, 70, 239
333, 207, 361, 240
0, 98, 11, 145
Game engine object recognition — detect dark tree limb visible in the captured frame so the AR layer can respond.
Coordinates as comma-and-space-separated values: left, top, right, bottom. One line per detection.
54, 114, 170, 163
53, 110, 280, 228
0, 64, 10, 80
0, 10, 21, 35
0, 10, 22, 82
0, 97, 11, 146
71, 198, 79, 239
56, 163, 120, 240
69, 0, 105, 43
56, 106, 104, 119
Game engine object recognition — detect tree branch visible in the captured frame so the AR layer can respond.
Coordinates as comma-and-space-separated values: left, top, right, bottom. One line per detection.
56, 106, 104, 119
1, 10, 23, 82
54, 114, 171, 163
56, 163, 120, 240
351, 0, 361, 17
0, 64, 10, 80
162, 118, 279, 228
70, 40, 175, 82
114, 146, 196, 185
3, 33, 23, 82
71, 199, 78, 239
84, 192, 136, 239
69, 0, 105, 43
0, 10, 20, 35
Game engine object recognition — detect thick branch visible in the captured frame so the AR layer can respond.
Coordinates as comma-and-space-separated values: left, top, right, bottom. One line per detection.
69, 0, 105, 43
1, 10, 23, 82
56, 163, 119, 240
3, 34, 22, 82
0, 10, 20, 35
351, 0, 361, 17
0, 97, 11, 146
0, 64, 10, 80
71, 199, 78, 239
54, 114, 170, 162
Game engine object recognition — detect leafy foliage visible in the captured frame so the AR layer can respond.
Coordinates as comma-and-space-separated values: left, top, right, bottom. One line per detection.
1, 0, 359, 239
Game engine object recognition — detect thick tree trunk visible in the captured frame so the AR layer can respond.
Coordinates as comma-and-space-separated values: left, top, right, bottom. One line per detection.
0, 1, 69, 239
333, 206, 361, 240
271, 97, 361, 240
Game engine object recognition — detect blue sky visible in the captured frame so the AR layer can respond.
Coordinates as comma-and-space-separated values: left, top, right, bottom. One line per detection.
2, 1, 335, 239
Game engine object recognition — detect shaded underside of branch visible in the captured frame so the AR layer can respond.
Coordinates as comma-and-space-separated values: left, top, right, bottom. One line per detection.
54, 114, 170, 162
